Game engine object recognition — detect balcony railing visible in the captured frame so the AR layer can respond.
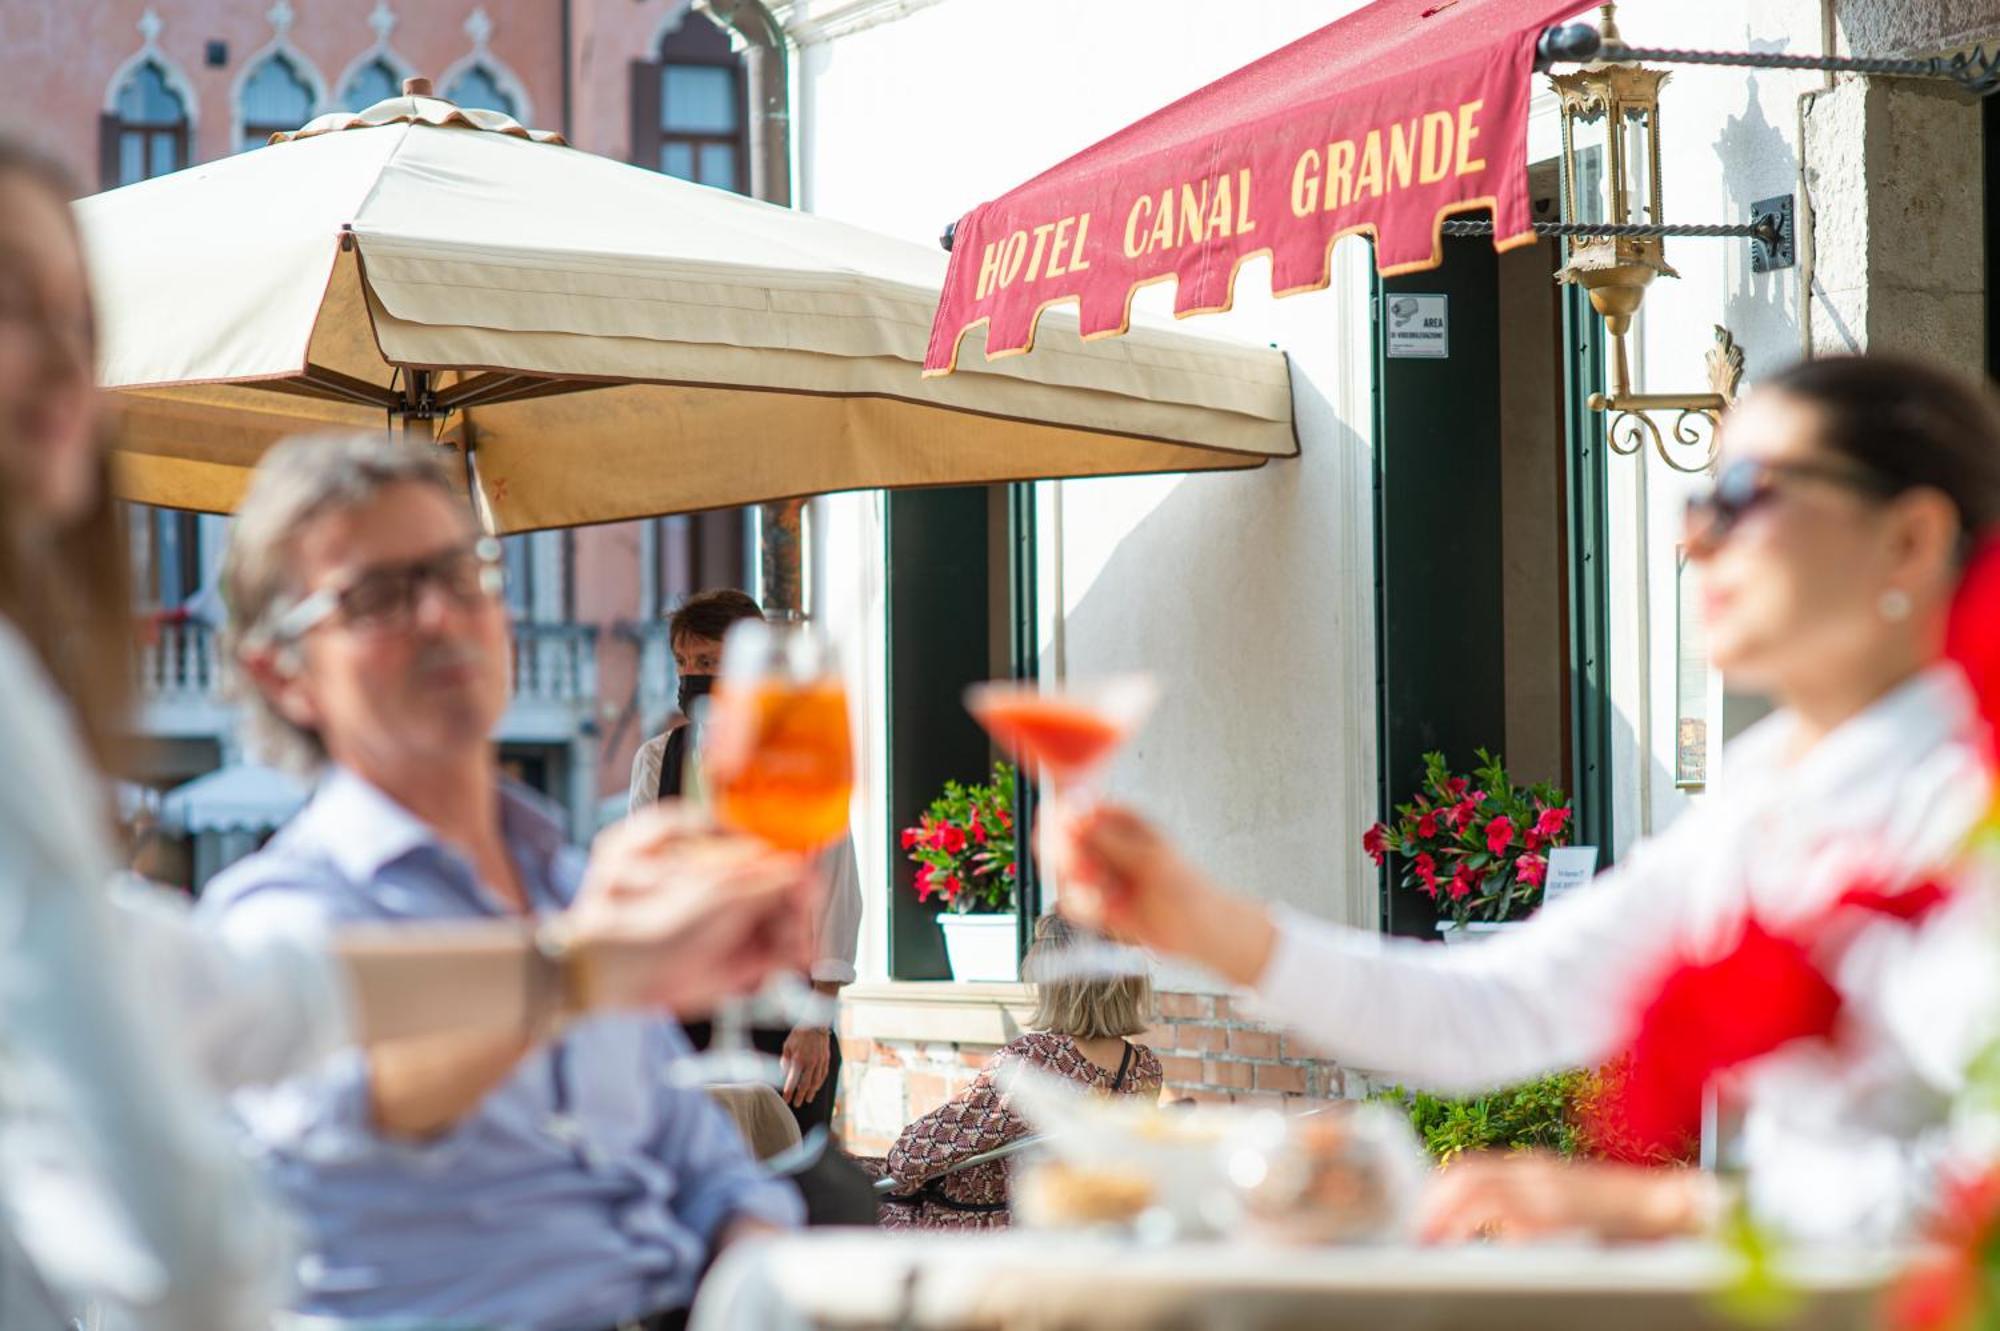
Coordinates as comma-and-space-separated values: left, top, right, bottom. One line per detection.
138, 619, 601, 711
512, 621, 599, 706
139, 618, 222, 704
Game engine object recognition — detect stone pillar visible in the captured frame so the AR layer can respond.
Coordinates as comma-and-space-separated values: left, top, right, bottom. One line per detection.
1802, 77, 1984, 375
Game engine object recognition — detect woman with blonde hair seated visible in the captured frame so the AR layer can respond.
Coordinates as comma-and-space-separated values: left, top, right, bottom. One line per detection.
871, 915, 1163, 1230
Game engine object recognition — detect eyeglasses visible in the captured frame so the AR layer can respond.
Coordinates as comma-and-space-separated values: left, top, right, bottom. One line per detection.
1683, 457, 1900, 549
268, 537, 505, 642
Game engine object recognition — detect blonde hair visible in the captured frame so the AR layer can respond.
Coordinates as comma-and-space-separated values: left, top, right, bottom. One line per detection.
1025, 914, 1152, 1040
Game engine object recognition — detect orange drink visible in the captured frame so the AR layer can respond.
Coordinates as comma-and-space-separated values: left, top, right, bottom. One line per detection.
707, 678, 853, 854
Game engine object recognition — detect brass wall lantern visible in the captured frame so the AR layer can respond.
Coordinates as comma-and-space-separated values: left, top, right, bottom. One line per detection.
1552, 3, 1743, 474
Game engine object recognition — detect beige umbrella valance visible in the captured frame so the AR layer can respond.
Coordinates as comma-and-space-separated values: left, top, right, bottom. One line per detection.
77, 89, 1296, 534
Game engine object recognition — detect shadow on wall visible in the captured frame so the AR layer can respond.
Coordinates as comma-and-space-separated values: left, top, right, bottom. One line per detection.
1604, 656, 1697, 861
1713, 66, 1803, 374
1057, 361, 1375, 924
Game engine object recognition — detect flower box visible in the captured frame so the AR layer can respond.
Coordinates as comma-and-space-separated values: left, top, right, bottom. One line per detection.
940, 912, 1021, 982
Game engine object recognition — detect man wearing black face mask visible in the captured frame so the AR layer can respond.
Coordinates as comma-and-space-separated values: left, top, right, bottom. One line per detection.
627, 590, 862, 1143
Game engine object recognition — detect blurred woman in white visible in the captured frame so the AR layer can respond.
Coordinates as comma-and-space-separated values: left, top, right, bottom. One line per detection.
0, 135, 814, 1330
1052, 353, 2000, 1244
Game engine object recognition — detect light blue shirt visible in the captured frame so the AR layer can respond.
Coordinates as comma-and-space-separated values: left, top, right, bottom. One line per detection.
197, 769, 803, 1331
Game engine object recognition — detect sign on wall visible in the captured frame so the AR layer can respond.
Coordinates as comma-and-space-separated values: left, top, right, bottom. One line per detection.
1385, 293, 1450, 358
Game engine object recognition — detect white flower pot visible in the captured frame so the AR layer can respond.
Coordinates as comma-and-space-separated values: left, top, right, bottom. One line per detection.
940, 911, 1020, 982
1435, 921, 1524, 947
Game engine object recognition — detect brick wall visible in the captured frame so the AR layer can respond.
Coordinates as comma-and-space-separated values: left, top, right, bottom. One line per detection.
835, 989, 1350, 1153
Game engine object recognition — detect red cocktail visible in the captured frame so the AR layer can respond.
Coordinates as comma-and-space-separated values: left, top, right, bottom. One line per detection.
965, 676, 1158, 788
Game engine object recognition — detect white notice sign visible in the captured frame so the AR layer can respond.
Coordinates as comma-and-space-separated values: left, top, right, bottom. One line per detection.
1385, 293, 1449, 358
1542, 846, 1600, 904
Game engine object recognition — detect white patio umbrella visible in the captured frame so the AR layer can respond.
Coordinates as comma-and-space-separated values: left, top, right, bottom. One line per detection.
76, 84, 1295, 534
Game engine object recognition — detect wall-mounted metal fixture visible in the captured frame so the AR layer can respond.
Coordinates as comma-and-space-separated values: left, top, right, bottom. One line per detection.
1541, 4, 1740, 473
1537, 16, 2000, 98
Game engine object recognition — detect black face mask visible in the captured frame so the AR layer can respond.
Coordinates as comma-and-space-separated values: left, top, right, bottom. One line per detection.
677, 673, 715, 716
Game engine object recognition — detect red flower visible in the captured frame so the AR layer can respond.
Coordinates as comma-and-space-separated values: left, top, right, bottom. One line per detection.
901, 826, 921, 850
1533, 806, 1572, 841
1444, 776, 1469, 800
972, 818, 988, 846
1449, 798, 1480, 832
1887, 1165, 2000, 1331
942, 873, 964, 902
915, 865, 936, 901
1524, 828, 1544, 853
1946, 535, 2000, 768
1414, 852, 1439, 898
938, 825, 967, 856
1448, 863, 1480, 902
1416, 811, 1439, 839
1591, 919, 1842, 1158
1485, 816, 1516, 856
1835, 877, 1951, 926
1516, 852, 1547, 887
1363, 823, 1390, 866
998, 806, 1013, 830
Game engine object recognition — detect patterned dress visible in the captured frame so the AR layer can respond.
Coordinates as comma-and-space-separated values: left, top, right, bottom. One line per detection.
865, 1032, 1163, 1231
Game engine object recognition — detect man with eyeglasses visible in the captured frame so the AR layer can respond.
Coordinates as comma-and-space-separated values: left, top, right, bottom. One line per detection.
198, 433, 803, 1331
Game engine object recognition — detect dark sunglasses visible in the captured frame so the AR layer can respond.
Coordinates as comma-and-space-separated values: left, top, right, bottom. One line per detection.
1684, 457, 1900, 547
269, 537, 505, 641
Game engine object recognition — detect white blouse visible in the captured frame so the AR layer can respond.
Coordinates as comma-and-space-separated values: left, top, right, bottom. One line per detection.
0, 621, 349, 1331
1253, 665, 1994, 1241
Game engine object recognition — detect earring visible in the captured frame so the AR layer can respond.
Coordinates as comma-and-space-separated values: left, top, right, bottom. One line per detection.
1878, 588, 1913, 622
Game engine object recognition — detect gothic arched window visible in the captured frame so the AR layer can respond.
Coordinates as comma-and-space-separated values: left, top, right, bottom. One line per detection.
240, 52, 315, 147
102, 59, 189, 187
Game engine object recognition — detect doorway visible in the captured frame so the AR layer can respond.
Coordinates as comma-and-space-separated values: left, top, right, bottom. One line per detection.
1373, 225, 1608, 938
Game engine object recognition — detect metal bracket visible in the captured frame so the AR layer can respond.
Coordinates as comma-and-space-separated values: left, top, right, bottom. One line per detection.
1750, 195, 1795, 273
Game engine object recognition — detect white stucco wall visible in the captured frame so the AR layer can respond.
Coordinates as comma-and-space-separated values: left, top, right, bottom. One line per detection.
1592, 0, 1986, 847
795, 0, 1383, 979
794, 0, 1997, 973
1552, 0, 1825, 847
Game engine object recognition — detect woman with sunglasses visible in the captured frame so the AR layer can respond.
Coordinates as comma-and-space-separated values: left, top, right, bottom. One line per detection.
0, 135, 818, 1331
1049, 353, 2000, 1244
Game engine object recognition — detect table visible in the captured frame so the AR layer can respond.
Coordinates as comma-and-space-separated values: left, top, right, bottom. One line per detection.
690, 1232, 1900, 1331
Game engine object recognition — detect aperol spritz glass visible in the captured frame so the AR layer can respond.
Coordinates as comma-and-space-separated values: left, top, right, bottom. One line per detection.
667, 620, 853, 1091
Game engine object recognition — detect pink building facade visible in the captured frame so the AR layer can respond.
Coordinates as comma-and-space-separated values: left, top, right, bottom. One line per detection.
1, 0, 755, 873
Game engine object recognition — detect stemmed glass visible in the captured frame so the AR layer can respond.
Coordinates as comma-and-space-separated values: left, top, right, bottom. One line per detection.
964, 675, 1158, 982
665, 620, 853, 1093
963, 675, 1158, 795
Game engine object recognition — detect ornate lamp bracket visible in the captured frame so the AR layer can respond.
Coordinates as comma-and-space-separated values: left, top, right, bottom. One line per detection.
1591, 326, 1743, 474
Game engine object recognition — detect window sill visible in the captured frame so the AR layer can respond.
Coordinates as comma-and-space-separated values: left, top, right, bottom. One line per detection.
840, 979, 1036, 1046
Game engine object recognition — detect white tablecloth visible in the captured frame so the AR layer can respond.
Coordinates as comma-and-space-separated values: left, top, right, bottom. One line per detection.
691, 1232, 1903, 1331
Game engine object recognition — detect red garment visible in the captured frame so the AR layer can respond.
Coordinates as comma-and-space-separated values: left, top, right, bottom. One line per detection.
867, 1032, 1162, 1232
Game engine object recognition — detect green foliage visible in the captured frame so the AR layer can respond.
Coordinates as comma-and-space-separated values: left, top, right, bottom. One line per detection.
1373, 1071, 1593, 1164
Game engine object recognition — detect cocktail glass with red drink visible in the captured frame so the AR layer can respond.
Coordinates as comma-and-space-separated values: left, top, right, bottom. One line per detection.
963, 675, 1158, 793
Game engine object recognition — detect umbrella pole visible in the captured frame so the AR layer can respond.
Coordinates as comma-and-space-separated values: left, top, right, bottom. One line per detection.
388, 366, 492, 534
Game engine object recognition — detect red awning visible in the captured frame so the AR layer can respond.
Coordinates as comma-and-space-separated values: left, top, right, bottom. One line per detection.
926, 0, 1586, 375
